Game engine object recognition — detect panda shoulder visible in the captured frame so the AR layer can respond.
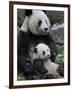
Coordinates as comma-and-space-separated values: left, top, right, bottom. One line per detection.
18, 30, 30, 41
19, 30, 29, 37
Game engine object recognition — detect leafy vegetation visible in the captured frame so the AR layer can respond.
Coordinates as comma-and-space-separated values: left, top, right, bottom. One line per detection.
50, 16, 64, 25
55, 45, 64, 65
17, 73, 25, 81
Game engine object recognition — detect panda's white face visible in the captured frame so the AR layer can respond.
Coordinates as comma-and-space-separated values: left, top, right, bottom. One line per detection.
28, 10, 51, 35
33, 43, 51, 60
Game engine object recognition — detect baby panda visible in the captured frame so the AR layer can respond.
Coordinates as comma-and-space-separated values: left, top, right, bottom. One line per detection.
32, 43, 64, 79
18, 9, 58, 79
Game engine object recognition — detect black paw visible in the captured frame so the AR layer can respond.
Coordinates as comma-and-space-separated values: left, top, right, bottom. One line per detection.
33, 59, 48, 74
44, 74, 56, 79
57, 64, 64, 77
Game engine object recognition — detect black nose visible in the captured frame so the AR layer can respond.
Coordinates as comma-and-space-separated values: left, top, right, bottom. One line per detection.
45, 28, 48, 31
48, 55, 50, 57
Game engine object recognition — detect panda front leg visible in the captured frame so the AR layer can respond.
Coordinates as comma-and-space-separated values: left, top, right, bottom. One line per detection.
18, 55, 35, 80
43, 74, 57, 79
32, 59, 48, 79
33, 59, 48, 74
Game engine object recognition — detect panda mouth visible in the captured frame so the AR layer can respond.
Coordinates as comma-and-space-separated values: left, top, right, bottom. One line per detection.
40, 30, 49, 34
41, 30, 49, 33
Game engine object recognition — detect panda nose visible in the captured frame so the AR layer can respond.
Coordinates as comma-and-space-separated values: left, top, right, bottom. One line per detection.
48, 55, 50, 56
48, 55, 50, 57
45, 28, 48, 31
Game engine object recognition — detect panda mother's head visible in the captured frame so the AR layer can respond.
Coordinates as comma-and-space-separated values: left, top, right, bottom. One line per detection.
21, 10, 51, 35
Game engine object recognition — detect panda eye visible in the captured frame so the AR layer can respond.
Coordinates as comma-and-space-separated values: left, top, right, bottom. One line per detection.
38, 20, 42, 27
43, 51, 45, 55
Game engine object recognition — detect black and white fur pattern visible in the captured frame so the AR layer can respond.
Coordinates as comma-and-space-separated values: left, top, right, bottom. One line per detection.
18, 10, 58, 79
21, 10, 50, 35
32, 43, 64, 78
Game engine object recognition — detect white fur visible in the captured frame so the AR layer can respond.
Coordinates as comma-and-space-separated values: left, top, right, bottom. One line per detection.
21, 10, 51, 35
44, 59, 59, 77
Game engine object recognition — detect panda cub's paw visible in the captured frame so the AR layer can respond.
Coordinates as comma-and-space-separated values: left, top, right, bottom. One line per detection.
44, 74, 57, 79
33, 59, 48, 74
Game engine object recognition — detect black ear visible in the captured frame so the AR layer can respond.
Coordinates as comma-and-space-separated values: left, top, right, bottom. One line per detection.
25, 9, 32, 16
43, 10, 46, 14
34, 48, 37, 53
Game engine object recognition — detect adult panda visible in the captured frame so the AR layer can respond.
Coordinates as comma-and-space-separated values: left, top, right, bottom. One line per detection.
18, 10, 58, 79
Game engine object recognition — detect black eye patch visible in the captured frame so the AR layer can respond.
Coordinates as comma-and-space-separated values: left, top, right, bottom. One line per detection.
38, 20, 42, 27
34, 48, 37, 53
45, 20, 48, 25
43, 51, 45, 55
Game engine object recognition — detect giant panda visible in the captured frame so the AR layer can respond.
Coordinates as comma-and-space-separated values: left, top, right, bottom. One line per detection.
32, 43, 64, 79
18, 9, 58, 79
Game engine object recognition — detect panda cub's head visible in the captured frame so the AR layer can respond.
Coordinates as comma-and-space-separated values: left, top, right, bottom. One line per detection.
33, 43, 51, 60
21, 10, 51, 35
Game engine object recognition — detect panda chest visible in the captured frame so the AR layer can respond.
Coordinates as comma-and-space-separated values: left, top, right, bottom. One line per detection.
30, 35, 48, 44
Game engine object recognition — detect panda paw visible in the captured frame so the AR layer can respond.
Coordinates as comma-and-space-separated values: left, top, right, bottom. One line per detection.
33, 59, 48, 74
57, 64, 64, 77
43, 74, 56, 79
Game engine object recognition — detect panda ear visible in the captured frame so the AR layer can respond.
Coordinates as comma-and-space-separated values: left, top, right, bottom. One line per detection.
21, 17, 28, 32
25, 9, 32, 16
43, 10, 46, 14
34, 48, 37, 53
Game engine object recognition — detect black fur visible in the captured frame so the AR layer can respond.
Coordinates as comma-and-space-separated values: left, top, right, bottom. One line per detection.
44, 74, 56, 79
57, 64, 64, 77
25, 10, 46, 16
33, 59, 48, 74
34, 48, 37, 53
25, 10, 32, 16
43, 10, 46, 14
38, 20, 42, 27
18, 30, 58, 79
43, 51, 45, 55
